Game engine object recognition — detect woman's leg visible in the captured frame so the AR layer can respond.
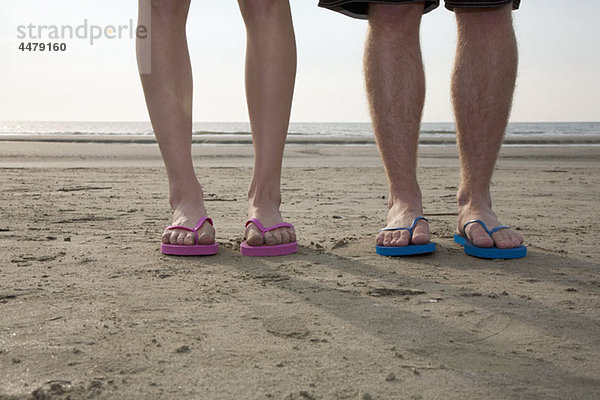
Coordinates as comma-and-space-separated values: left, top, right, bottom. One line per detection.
238, 0, 297, 246
137, 0, 214, 246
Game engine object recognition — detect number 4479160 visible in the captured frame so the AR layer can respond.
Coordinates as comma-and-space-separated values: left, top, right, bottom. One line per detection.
19, 42, 67, 52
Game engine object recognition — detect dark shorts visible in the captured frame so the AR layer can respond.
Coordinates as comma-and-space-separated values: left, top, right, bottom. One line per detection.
318, 0, 520, 19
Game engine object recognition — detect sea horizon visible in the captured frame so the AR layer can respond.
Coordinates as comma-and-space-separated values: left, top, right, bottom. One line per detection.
1, 121, 599, 146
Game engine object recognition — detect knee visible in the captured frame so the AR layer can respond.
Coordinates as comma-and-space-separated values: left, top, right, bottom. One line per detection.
368, 3, 423, 38
148, 0, 189, 24
238, 0, 285, 26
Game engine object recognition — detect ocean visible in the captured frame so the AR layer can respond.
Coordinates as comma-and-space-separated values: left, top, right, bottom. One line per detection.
1, 121, 599, 145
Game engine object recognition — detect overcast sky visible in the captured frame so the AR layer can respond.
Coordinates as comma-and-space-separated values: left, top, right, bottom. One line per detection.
1, 0, 599, 122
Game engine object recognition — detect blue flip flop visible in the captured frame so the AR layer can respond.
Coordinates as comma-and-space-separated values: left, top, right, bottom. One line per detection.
376, 216, 436, 256
454, 219, 526, 259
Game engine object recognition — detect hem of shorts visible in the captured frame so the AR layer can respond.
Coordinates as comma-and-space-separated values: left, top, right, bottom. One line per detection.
318, 5, 369, 20
318, 1, 440, 20
445, 0, 519, 10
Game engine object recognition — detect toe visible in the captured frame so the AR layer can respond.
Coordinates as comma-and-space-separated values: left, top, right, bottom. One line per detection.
288, 229, 297, 243
494, 230, 522, 249
245, 224, 264, 246
246, 234, 264, 246
389, 230, 402, 247
512, 236, 522, 248
506, 233, 519, 249
467, 225, 494, 248
493, 230, 512, 249
162, 231, 172, 244
382, 231, 393, 247
176, 232, 187, 245
516, 234, 524, 246
511, 231, 524, 247
197, 224, 215, 245
376, 232, 385, 246
264, 231, 277, 246
197, 232, 213, 245
411, 221, 430, 245
183, 232, 197, 245
398, 230, 411, 247
270, 229, 283, 245
495, 239, 508, 249
280, 229, 291, 244
169, 231, 180, 245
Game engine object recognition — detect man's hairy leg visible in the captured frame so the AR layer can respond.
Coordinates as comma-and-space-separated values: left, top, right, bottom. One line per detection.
453, 5, 524, 249
366, 3, 430, 247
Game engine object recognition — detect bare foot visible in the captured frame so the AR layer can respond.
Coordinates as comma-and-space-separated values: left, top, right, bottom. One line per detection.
457, 203, 523, 249
162, 189, 215, 246
376, 196, 430, 247
245, 198, 295, 246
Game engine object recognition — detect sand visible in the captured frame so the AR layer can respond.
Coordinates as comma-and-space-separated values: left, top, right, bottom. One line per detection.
1, 140, 599, 399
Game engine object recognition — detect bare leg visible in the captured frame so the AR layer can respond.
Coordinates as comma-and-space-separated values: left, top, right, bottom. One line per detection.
238, 0, 297, 246
366, 3, 430, 247
453, 5, 524, 249
137, 0, 214, 246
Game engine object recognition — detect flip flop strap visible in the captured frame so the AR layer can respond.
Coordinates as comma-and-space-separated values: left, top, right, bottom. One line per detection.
462, 219, 509, 239
378, 216, 429, 235
490, 225, 510, 234
245, 218, 294, 235
194, 217, 213, 231
165, 217, 213, 245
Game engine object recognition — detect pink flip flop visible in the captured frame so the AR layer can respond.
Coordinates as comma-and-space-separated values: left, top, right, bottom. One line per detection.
241, 218, 298, 257
160, 217, 219, 256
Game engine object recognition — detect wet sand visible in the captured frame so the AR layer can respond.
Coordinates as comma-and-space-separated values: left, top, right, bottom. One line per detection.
1, 141, 599, 399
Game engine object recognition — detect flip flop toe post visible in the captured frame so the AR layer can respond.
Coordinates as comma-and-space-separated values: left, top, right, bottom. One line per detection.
161, 217, 219, 256
376, 216, 436, 256
454, 219, 526, 259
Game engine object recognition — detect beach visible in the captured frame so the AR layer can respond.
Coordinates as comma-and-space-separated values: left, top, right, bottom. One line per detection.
1, 139, 599, 399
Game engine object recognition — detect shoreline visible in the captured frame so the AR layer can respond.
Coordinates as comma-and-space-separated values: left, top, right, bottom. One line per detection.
1, 133, 600, 146
1, 141, 599, 170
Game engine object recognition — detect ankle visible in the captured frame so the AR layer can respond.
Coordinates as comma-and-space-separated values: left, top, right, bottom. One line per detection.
457, 188, 491, 210
387, 197, 423, 216
387, 186, 422, 210
169, 184, 204, 210
248, 195, 281, 209
248, 185, 281, 208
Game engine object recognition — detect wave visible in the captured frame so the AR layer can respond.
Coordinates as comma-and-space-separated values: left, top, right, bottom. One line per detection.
2, 134, 599, 146
421, 130, 456, 135
1, 121, 599, 141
